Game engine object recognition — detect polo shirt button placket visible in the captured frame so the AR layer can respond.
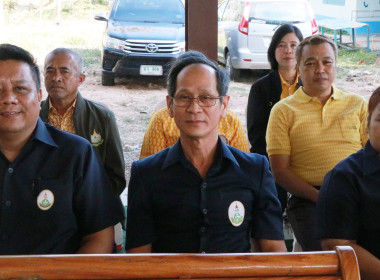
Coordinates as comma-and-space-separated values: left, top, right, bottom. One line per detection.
7, 168, 13, 174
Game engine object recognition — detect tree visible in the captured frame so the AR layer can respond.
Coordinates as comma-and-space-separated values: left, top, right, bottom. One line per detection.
55, 0, 61, 24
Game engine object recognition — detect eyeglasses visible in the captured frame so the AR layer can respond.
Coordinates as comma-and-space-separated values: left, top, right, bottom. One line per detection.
171, 95, 222, 107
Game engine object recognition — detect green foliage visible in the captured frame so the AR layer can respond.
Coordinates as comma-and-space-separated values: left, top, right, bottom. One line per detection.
73, 48, 102, 68
64, 36, 87, 47
4, 0, 18, 11
4, 0, 110, 23
90, 0, 109, 5
338, 49, 379, 67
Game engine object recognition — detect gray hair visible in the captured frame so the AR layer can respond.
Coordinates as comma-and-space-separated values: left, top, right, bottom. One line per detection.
45, 48, 84, 75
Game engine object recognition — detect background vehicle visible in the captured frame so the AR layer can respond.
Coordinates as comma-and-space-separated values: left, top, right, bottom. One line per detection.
218, 0, 318, 79
95, 0, 185, 86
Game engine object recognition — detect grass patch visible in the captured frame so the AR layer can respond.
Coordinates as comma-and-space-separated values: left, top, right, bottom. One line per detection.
123, 117, 136, 124
338, 49, 379, 67
73, 48, 102, 68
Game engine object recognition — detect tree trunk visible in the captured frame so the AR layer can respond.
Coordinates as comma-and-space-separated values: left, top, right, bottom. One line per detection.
55, 0, 62, 25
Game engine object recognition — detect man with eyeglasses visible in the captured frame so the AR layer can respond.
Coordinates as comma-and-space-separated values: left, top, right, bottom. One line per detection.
125, 51, 286, 253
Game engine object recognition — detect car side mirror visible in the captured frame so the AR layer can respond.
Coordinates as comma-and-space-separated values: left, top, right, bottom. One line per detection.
94, 12, 108, 22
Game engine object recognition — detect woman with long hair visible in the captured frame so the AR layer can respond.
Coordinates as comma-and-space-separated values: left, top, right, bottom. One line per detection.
246, 24, 303, 212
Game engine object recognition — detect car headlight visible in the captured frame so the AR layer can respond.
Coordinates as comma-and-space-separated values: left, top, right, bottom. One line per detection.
103, 35, 125, 50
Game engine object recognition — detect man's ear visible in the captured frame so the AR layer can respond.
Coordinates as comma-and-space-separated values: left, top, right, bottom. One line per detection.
166, 95, 174, 118
79, 73, 86, 85
221, 95, 230, 118
37, 89, 43, 102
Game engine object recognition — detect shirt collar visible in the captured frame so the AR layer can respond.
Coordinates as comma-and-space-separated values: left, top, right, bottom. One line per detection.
293, 85, 340, 103
363, 140, 380, 175
32, 118, 58, 148
162, 137, 240, 170
279, 72, 299, 86
48, 97, 77, 112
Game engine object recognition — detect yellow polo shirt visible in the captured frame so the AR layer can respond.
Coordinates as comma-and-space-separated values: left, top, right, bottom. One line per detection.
139, 108, 250, 159
279, 73, 299, 100
266, 86, 368, 186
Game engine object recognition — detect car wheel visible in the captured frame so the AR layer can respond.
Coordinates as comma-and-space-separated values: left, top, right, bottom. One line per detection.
102, 73, 115, 86
226, 52, 240, 80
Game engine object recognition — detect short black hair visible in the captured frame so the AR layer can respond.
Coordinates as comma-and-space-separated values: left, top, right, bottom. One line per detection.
296, 34, 337, 65
167, 50, 230, 97
267, 24, 303, 70
0, 43, 41, 91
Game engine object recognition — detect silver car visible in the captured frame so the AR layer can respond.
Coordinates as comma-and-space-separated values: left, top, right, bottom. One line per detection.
218, 0, 318, 79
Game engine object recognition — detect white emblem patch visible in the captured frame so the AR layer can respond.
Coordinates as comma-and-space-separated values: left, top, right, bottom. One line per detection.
37, 189, 54, 211
90, 129, 104, 147
228, 201, 245, 227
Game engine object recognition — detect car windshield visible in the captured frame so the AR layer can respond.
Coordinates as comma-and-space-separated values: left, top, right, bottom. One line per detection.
113, 0, 185, 24
249, 1, 310, 24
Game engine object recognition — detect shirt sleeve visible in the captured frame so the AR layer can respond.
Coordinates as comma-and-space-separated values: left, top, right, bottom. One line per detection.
140, 109, 169, 159
266, 103, 291, 156
125, 161, 156, 250
247, 82, 269, 155
74, 144, 125, 235
104, 110, 126, 196
221, 110, 250, 153
359, 100, 369, 147
251, 156, 284, 240
316, 167, 360, 240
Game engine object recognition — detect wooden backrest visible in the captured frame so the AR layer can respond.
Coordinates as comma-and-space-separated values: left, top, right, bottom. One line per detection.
0, 246, 360, 280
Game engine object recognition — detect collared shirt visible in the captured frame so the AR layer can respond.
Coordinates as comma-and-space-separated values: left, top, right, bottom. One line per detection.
127, 138, 284, 253
41, 93, 126, 196
48, 98, 77, 134
279, 73, 299, 100
266, 86, 368, 186
139, 108, 250, 159
0, 119, 125, 254
317, 141, 380, 259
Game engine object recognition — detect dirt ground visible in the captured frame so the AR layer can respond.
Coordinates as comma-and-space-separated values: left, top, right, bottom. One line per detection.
64, 57, 380, 203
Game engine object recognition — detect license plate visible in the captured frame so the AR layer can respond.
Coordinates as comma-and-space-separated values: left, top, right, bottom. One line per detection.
140, 65, 163, 76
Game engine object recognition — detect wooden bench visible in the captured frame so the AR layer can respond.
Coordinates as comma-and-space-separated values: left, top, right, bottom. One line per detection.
0, 246, 360, 279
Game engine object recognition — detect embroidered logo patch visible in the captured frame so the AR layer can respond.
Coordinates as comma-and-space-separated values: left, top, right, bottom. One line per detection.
90, 129, 104, 146
228, 201, 245, 227
37, 190, 54, 211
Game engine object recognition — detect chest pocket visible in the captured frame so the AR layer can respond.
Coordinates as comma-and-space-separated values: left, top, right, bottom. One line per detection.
29, 179, 75, 235
338, 113, 361, 143
218, 186, 254, 228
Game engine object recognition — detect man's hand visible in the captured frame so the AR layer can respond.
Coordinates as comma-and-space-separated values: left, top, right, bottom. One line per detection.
269, 154, 319, 202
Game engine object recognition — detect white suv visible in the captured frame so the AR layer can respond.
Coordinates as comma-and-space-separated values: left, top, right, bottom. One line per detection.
218, 0, 318, 79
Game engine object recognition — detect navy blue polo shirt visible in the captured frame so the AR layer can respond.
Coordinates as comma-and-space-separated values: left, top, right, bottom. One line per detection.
0, 119, 125, 254
126, 138, 284, 253
317, 141, 380, 259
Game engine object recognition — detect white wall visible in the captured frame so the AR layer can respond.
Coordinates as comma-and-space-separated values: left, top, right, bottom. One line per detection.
353, 0, 380, 22
310, 0, 380, 22
309, 0, 356, 20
